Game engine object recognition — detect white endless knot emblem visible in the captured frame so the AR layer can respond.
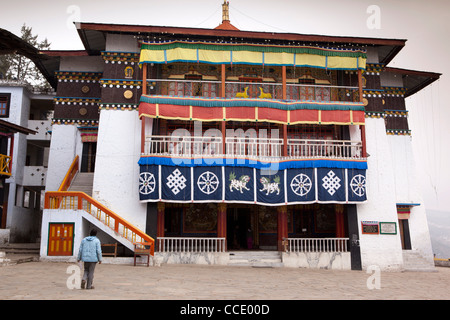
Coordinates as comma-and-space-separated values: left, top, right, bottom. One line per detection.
322, 170, 341, 196
166, 169, 187, 195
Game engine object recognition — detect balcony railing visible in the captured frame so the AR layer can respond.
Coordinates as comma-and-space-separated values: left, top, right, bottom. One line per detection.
157, 237, 226, 253
284, 237, 349, 253
143, 135, 363, 160
287, 139, 362, 159
147, 78, 359, 102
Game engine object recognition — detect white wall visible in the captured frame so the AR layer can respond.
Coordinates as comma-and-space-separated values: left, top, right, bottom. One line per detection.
388, 134, 434, 262
92, 109, 147, 232
45, 124, 83, 191
357, 117, 404, 271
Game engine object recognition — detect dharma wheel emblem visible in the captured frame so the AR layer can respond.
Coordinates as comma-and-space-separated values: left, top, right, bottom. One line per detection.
139, 172, 156, 195
197, 171, 220, 195
350, 174, 366, 197
290, 173, 312, 196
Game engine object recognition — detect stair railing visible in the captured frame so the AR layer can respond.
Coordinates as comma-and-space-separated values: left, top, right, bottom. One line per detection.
58, 155, 79, 191
46, 155, 154, 255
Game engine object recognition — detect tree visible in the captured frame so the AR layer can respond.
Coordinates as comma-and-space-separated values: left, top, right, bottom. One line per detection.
0, 24, 51, 90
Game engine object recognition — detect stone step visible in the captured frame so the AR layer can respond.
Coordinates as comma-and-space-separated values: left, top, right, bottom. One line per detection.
228, 251, 283, 268
402, 250, 436, 272
69, 172, 94, 196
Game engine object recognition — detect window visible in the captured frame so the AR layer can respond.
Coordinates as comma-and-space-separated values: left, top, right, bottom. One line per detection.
0, 93, 11, 117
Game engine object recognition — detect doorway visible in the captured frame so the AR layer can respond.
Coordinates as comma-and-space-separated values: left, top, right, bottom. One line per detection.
47, 223, 74, 256
81, 142, 96, 173
227, 207, 254, 250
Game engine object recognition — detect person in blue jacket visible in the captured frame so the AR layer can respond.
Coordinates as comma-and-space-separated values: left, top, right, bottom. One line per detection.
77, 229, 102, 289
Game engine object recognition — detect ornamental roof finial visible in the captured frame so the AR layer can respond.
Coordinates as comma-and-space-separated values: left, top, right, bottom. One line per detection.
222, 1, 230, 22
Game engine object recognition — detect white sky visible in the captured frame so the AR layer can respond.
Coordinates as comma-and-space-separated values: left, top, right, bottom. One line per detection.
2, 0, 449, 212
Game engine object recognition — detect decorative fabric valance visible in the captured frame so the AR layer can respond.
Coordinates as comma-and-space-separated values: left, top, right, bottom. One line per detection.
139, 95, 365, 125
140, 41, 367, 70
138, 164, 367, 205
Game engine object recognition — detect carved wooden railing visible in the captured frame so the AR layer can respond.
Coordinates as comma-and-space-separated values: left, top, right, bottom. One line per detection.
0, 154, 11, 176
44, 191, 154, 255
47, 155, 154, 255
58, 155, 79, 191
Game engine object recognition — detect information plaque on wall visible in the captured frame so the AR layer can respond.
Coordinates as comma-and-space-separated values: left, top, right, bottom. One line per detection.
380, 222, 397, 235
361, 221, 379, 234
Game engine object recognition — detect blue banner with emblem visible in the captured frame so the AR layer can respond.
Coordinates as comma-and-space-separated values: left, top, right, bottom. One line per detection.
225, 166, 254, 203
139, 165, 159, 202
139, 163, 367, 205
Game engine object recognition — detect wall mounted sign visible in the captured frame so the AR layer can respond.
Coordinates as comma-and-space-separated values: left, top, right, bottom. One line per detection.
379, 222, 397, 235
361, 221, 379, 234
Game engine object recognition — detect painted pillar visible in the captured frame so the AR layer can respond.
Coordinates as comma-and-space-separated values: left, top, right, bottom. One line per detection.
282, 66, 288, 157
335, 204, 345, 238
156, 202, 165, 251
277, 205, 288, 251
358, 69, 367, 158
217, 203, 227, 251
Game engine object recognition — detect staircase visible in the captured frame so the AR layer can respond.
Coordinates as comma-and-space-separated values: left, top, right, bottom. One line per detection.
402, 250, 436, 272
0, 243, 40, 265
228, 251, 283, 268
44, 156, 155, 257
68, 172, 94, 196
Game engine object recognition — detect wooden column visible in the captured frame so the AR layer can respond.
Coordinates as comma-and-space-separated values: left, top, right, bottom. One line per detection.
221, 64, 227, 155
360, 125, 367, 158
142, 63, 147, 96
156, 202, 165, 239
277, 206, 288, 251
141, 116, 146, 154
282, 66, 288, 157
335, 205, 345, 238
217, 203, 227, 250
221, 64, 226, 98
8, 134, 14, 174
358, 69, 367, 158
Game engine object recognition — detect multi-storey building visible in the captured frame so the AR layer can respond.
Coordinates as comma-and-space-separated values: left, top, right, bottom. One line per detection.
37, 2, 439, 270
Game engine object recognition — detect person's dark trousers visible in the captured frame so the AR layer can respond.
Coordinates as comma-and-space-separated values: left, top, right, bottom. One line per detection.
82, 262, 97, 289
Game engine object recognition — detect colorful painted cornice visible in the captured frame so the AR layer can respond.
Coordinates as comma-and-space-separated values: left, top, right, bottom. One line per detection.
386, 129, 411, 135
52, 118, 99, 125
364, 63, 384, 74
54, 97, 101, 105
100, 79, 142, 88
55, 71, 103, 82
102, 51, 140, 64
382, 86, 407, 97
99, 103, 138, 111
385, 110, 408, 118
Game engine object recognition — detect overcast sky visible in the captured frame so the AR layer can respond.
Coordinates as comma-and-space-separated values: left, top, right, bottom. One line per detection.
2, 0, 449, 212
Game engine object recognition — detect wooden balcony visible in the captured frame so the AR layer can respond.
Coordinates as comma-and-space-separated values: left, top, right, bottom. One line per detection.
143, 135, 363, 160
146, 78, 359, 102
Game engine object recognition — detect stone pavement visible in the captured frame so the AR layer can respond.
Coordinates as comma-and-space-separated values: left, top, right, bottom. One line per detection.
0, 261, 449, 301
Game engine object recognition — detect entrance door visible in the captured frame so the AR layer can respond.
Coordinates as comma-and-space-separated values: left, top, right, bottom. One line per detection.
48, 223, 74, 256
227, 207, 256, 250
399, 219, 412, 250
81, 142, 96, 173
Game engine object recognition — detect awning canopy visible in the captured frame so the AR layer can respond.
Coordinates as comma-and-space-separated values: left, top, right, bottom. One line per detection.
139, 41, 367, 70
139, 95, 365, 126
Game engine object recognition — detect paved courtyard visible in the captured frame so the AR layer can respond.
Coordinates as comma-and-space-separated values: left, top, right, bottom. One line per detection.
1, 261, 449, 301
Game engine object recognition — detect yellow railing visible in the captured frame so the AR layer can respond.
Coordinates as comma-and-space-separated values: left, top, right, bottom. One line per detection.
0, 154, 11, 176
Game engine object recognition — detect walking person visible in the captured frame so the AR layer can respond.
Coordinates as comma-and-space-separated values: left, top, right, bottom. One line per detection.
77, 229, 102, 289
